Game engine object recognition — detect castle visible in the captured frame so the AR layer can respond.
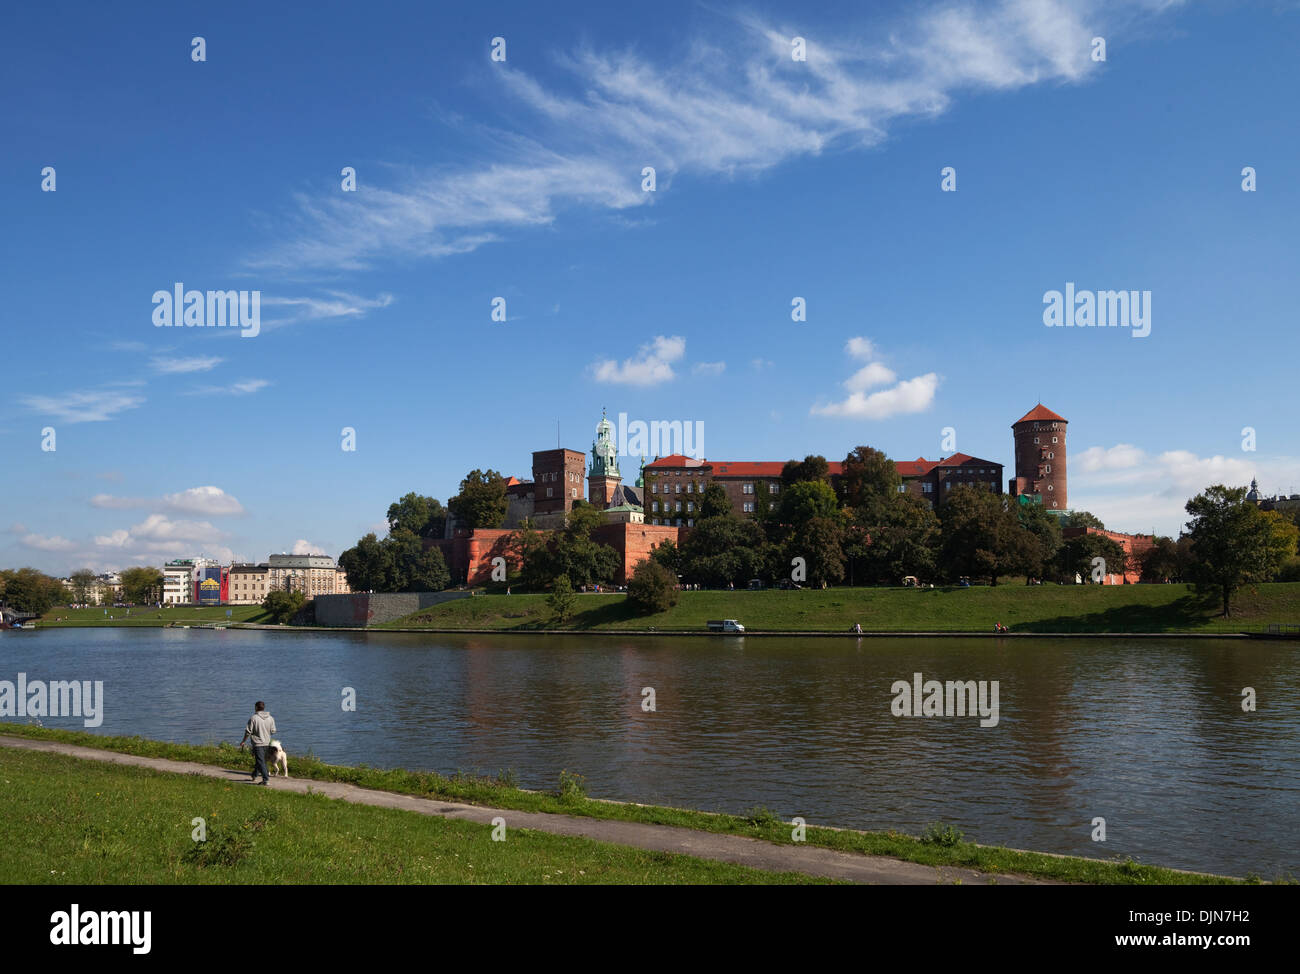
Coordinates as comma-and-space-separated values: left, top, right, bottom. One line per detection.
431, 404, 1079, 585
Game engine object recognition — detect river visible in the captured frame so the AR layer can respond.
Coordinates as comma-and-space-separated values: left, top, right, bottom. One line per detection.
2, 627, 1296, 878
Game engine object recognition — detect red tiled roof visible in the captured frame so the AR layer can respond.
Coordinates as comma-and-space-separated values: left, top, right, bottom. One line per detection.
645, 456, 845, 479
895, 457, 938, 477
645, 455, 710, 469
933, 453, 1000, 468
1013, 403, 1067, 425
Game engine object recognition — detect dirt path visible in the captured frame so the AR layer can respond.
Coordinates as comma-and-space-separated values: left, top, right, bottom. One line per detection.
0, 735, 1055, 885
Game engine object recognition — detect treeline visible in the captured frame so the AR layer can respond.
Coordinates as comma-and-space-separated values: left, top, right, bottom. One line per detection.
0, 566, 165, 614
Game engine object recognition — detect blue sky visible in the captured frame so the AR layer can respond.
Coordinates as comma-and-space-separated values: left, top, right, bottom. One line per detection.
2, 0, 1298, 574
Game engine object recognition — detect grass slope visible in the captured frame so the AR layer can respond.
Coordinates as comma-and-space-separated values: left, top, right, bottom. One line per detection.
0, 746, 827, 884
0, 725, 1253, 885
382, 583, 1300, 634
36, 605, 271, 627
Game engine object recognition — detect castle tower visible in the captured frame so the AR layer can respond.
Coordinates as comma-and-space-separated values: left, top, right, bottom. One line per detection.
1010, 404, 1068, 511
587, 410, 622, 509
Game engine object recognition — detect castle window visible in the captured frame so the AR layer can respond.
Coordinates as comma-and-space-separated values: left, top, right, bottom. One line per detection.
675, 484, 681, 494
687, 519, 695, 527
651, 484, 657, 494
1047, 452, 1054, 459
897, 485, 906, 493
687, 502, 695, 512
675, 502, 682, 512
922, 482, 933, 493
547, 488, 553, 498
1047, 484, 1054, 491
1044, 465, 1051, 473
686, 483, 693, 493
1034, 437, 1040, 444
1052, 437, 1058, 443
743, 502, 754, 513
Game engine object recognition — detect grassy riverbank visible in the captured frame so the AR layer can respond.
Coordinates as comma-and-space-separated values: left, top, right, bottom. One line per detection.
382, 583, 1300, 634
34, 605, 271, 627
0, 745, 823, 884
0, 724, 1256, 884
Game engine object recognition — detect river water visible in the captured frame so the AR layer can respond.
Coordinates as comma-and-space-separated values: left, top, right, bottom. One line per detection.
2, 627, 1296, 877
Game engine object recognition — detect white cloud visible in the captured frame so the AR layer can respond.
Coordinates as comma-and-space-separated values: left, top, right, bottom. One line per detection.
150, 355, 224, 374
846, 337, 877, 360
692, 361, 726, 376
813, 337, 939, 419
90, 486, 244, 516
813, 373, 941, 419
591, 335, 685, 386
844, 361, 898, 393
1070, 444, 1299, 536
20, 388, 145, 423
252, 1, 1164, 272
291, 539, 327, 555
163, 486, 245, 516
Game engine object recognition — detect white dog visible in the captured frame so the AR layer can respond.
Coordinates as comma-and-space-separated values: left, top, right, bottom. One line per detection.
267, 740, 289, 778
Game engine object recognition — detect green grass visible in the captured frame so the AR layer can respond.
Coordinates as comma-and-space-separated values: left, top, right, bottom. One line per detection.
36, 604, 271, 627
0, 724, 1254, 885
0, 746, 828, 884
377, 583, 1300, 635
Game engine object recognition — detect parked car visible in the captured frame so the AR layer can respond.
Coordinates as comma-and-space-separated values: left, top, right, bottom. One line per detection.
706, 619, 746, 633
778, 579, 802, 590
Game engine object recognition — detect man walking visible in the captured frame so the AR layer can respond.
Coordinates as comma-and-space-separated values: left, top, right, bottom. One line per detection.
238, 701, 276, 785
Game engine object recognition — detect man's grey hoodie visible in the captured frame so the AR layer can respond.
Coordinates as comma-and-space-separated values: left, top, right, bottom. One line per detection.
246, 710, 277, 746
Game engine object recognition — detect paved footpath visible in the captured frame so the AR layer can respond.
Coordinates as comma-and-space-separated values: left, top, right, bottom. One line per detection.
1, 736, 1054, 885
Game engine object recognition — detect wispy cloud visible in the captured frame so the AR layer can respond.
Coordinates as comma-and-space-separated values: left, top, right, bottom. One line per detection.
692, 361, 726, 376
150, 355, 224, 374
591, 335, 685, 386
20, 388, 145, 423
251, 1, 1154, 272
259, 291, 394, 330
185, 379, 271, 396
291, 539, 327, 555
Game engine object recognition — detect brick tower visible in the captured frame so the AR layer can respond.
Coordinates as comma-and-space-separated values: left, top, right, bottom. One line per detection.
1010, 404, 1068, 511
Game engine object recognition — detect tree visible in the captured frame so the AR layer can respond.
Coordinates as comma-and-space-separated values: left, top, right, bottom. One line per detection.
838, 446, 900, 509
790, 516, 845, 588
648, 539, 682, 577
938, 487, 1030, 586
626, 559, 680, 614
1186, 484, 1296, 616
448, 469, 509, 530
69, 569, 96, 604
547, 575, 578, 625
680, 515, 769, 587
1016, 502, 1063, 581
384, 529, 451, 592
781, 454, 831, 487
509, 505, 620, 590
779, 480, 839, 528
699, 483, 733, 519
1056, 532, 1127, 584
263, 589, 305, 624
853, 493, 940, 584
120, 566, 164, 604
386, 492, 447, 539
338, 533, 393, 592
1063, 510, 1105, 530
2, 567, 62, 614
1140, 536, 1194, 582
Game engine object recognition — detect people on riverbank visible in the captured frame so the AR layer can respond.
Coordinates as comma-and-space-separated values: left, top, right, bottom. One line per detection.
238, 701, 277, 785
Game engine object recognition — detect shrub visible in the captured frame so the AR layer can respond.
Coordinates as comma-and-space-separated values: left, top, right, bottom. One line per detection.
556, 769, 587, 804
626, 559, 680, 615
920, 822, 965, 847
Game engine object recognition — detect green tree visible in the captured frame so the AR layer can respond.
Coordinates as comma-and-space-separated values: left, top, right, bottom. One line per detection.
680, 515, 769, 587
779, 480, 839, 528
648, 539, 682, 577
626, 558, 680, 614
1056, 532, 1127, 583
854, 493, 940, 584
699, 483, 733, 519
1186, 485, 1296, 616
938, 487, 1029, 586
1017, 502, 1063, 581
782, 455, 831, 486
263, 589, 306, 624
386, 492, 447, 539
2, 567, 61, 614
383, 529, 451, 592
838, 446, 900, 509
1063, 510, 1106, 530
338, 533, 393, 592
1140, 536, 1193, 582
448, 469, 509, 530
789, 516, 845, 588
68, 569, 96, 604
547, 574, 578, 625
120, 566, 164, 604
